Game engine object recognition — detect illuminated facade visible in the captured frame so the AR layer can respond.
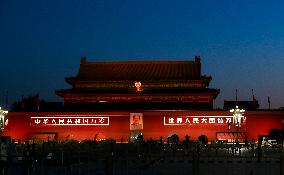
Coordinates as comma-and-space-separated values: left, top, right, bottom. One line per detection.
2, 57, 284, 142
3, 110, 284, 142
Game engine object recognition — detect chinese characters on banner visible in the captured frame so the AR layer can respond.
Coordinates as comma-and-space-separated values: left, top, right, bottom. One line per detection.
164, 116, 237, 125
31, 117, 109, 126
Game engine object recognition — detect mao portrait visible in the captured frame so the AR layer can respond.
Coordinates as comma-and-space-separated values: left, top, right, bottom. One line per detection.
130, 113, 143, 130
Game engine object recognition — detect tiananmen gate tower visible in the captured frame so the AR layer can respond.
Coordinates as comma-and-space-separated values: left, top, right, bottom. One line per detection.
2, 56, 284, 143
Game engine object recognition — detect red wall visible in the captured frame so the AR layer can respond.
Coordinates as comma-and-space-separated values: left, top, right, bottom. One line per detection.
3, 110, 284, 142
246, 111, 284, 140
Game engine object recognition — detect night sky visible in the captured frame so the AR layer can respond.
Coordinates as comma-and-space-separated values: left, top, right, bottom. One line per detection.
1, 0, 284, 109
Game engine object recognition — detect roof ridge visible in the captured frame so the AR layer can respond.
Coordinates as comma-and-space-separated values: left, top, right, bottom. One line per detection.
82, 60, 195, 65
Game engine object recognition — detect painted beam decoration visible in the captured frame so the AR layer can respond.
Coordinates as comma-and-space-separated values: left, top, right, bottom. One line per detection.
31, 116, 109, 126
164, 116, 237, 125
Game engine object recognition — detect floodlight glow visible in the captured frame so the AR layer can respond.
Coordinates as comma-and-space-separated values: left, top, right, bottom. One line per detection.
0, 106, 8, 130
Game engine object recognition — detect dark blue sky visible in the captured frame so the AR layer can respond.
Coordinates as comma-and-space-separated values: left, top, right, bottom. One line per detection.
1, 0, 284, 109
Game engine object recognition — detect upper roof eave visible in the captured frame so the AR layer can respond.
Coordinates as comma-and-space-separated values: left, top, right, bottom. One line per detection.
74, 59, 202, 81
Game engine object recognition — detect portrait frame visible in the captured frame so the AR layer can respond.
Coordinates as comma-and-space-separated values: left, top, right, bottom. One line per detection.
130, 113, 143, 130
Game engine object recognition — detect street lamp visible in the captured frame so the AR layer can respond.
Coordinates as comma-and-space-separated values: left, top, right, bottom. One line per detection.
230, 105, 245, 128
228, 106, 246, 155
0, 106, 8, 131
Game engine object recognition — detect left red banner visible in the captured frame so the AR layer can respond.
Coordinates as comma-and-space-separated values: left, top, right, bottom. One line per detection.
30, 117, 109, 126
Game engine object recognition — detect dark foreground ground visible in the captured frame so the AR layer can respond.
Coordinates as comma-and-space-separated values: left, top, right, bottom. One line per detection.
0, 140, 283, 175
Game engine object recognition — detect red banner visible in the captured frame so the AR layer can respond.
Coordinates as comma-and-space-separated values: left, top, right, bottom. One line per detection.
31, 117, 109, 126
163, 116, 236, 125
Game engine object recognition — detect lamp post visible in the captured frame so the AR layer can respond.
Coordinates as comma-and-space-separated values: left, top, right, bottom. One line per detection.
230, 105, 245, 128
229, 106, 245, 155
229, 105, 245, 141
0, 106, 8, 132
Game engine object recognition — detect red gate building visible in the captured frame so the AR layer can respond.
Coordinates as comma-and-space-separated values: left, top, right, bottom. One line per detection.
2, 57, 284, 142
